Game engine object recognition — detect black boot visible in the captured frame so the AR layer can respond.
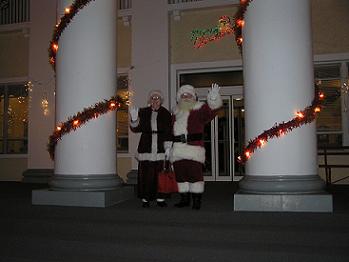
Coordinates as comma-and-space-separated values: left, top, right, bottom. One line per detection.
192, 193, 202, 210
174, 193, 191, 208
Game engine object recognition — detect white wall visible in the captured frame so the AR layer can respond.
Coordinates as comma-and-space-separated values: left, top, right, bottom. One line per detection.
27, 0, 57, 169
129, 0, 170, 169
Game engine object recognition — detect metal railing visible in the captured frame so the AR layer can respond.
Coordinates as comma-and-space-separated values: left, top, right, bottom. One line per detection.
0, 0, 30, 25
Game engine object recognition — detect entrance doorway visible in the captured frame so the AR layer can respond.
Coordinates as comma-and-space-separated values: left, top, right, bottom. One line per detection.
196, 87, 245, 181
176, 68, 245, 182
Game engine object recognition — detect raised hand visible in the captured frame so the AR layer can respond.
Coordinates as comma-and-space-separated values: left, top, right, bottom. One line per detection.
129, 106, 139, 121
208, 83, 220, 100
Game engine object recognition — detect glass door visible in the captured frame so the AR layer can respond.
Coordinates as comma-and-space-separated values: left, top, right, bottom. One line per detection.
233, 98, 245, 180
199, 94, 244, 181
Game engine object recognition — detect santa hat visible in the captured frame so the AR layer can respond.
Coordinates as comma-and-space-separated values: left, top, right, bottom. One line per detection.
148, 89, 164, 103
176, 84, 196, 102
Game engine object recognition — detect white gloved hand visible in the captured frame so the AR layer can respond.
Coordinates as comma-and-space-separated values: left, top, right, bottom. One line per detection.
208, 83, 220, 100
129, 106, 139, 122
164, 148, 171, 160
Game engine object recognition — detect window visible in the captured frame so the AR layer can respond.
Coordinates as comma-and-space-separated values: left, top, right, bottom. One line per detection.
0, 0, 30, 25
0, 83, 28, 154
116, 75, 129, 152
180, 70, 243, 88
315, 63, 347, 147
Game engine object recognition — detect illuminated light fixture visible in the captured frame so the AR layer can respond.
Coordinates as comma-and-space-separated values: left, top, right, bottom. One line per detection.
314, 107, 321, 113
259, 139, 266, 146
319, 92, 325, 99
56, 126, 62, 131
64, 7, 71, 14
52, 43, 58, 52
237, 19, 245, 27
245, 151, 251, 158
296, 112, 304, 118
73, 119, 79, 126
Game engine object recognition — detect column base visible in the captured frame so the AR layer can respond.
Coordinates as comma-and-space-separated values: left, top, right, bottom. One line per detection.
234, 193, 333, 212
49, 174, 123, 191
32, 186, 134, 207
32, 173, 134, 207
234, 175, 333, 212
238, 174, 327, 194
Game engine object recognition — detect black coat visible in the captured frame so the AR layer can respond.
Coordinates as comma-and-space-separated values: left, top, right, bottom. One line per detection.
130, 106, 172, 154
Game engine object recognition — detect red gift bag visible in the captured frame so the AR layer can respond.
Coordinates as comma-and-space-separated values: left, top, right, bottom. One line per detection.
158, 161, 178, 193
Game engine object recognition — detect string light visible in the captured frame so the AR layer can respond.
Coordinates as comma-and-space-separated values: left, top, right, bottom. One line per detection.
296, 112, 304, 119
187, 0, 327, 164
237, 89, 325, 164
191, 15, 234, 48
47, 95, 128, 160
46, 0, 130, 160
41, 98, 49, 116
73, 119, 79, 126
48, 0, 95, 69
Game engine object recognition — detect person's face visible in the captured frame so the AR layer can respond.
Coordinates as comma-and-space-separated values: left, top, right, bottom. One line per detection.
150, 95, 161, 110
180, 92, 195, 102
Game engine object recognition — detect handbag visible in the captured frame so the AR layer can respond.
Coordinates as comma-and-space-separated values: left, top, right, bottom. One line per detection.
158, 161, 178, 193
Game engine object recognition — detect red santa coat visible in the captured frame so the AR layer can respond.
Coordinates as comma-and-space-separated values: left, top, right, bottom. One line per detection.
171, 101, 220, 164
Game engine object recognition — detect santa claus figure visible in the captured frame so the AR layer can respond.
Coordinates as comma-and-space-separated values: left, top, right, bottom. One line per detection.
171, 83, 222, 210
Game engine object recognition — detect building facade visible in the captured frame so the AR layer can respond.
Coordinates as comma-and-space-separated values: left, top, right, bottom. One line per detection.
0, 0, 348, 192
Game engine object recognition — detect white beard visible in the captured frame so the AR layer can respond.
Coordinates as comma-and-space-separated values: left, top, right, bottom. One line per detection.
178, 99, 195, 111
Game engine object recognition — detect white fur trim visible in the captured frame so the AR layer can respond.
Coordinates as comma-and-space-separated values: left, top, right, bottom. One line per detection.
172, 103, 206, 163
173, 102, 204, 136
189, 181, 204, 193
129, 118, 140, 128
177, 182, 189, 193
192, 101, 204, 110
173, 110, 189, 136
177, 85, 196, 102
164, 141, 173, 150
136, 153, 165, 161
151, 111, 158, 154
207, 93, 223, 110
171, 143, 205, 164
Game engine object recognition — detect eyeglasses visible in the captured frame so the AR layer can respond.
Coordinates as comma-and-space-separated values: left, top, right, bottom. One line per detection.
180, 93, 194, 99
151, 96, 161, 100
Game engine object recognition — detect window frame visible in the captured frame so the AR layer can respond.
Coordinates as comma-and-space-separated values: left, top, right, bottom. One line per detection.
0, 79, 29, 157
314, 61, 349, 147
116, 69, 130, 155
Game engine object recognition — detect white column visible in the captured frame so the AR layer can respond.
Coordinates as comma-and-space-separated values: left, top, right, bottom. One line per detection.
52, 0, 119, 190
128, 0, 169, 170
234, 0, 332, 212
